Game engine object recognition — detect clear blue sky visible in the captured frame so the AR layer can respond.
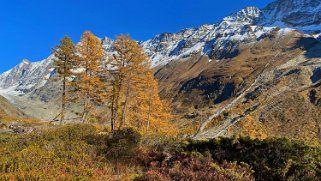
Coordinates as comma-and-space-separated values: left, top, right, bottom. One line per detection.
0, 0, 272, 73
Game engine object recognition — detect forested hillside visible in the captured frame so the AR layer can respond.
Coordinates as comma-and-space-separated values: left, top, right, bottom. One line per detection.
1, 0, 321, 180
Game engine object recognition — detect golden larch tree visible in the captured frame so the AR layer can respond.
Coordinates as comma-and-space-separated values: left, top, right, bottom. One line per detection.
52, 36, 76, 123
73, 31, 105, 123
109, 35, 176, 135
108, 35, 147, 130
127, 69, 176, 135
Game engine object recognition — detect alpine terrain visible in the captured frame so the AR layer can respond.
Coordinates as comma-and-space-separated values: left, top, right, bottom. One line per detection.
2, 0, 321, 180
1, 0, 321, 141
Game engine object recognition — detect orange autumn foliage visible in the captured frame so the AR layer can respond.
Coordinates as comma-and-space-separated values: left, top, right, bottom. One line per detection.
126, 69, 176, 136
72, 31, 105, 123
239, 115, 267, 140
109, 35, 176, 136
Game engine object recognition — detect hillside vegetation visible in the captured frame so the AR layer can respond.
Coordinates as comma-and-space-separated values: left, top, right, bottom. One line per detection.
1, 29, 321, 180
0, 95, 26, 119
0, 124, 320, 180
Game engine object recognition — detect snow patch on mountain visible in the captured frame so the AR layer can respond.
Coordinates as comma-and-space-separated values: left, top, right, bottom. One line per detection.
0, 56, 55, 95
258, 0, 321, 32
1, 0, 321, 97
142, 6, 274, 67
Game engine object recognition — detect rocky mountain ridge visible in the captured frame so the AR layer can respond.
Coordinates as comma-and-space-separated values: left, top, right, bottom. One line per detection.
1, 0, 320, 96
258, 0, 321, 32
1, 0, 321, 141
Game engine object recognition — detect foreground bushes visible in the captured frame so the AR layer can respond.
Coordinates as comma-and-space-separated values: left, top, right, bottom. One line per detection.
137, 152, 254, 181
1, 124, 321, 180
138, 137, 321, 181
0, 125, 118, 180
185, 137, 321, 181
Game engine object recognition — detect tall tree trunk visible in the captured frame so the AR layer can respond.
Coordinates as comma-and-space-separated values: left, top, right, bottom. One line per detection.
82, 67, 90, 123
113, 77, 123, 130
110, 86, 116, 132
119, 86, 129, 129
146, 94, 152, 134
81, 93, 89, 123
60, 75, 66, 124
81, 63, 92, 123
113, 88, 120, 128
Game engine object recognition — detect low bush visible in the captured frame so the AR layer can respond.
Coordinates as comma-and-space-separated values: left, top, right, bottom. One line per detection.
1, 124, 320, 180
136, 151, 254, 181
106, 127, 142, 159
185, 137, 321, 181
0, 124, 129, 180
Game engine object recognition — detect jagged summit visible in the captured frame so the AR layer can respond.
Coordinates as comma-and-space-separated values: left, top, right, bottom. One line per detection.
258, 0, 321, 32
21, 59, 30, 65
102, 37, 115, 51
223, 6, 261, 24
1, 0, 321, 97
0, 0, 321, 137
0, 56, 54, 92
142, 6, 272, 67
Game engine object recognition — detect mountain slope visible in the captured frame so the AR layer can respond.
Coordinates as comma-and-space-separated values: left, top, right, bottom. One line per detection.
1, 0, 320, 97
142, 6, 271, 67
0, 57, 55, 94
0, 0, 321, 141
0, 95, 26, 118
258, 0, 321, 32
188, 31, 321, 140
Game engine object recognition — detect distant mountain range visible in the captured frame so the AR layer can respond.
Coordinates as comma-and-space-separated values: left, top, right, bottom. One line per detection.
1, 0, 320, 94
1, 0, 321, 140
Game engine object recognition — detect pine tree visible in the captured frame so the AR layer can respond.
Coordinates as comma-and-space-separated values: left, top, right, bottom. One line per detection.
73, 31, 105, 123
52, 36, 76, 124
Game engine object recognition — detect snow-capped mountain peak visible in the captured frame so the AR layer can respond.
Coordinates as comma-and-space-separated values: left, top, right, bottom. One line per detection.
102, 37, 115, 51
21, 59, 30, 65
1, 0, 321, 96
258, 0, 321, 32
0, 57, 54, 93
142, 6, 271, 67
223, 6, 261, 24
